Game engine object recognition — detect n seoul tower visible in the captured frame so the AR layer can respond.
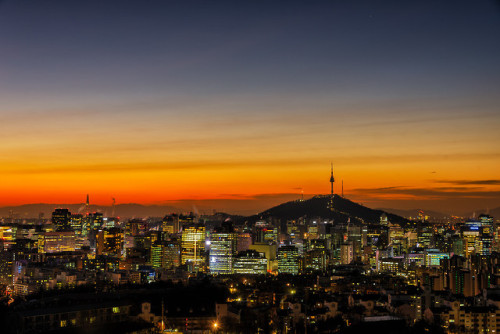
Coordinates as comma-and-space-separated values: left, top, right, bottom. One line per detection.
328, 163, 335, 211
330, 163, 335, 197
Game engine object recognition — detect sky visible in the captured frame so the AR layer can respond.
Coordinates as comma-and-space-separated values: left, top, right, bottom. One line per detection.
0, 0, 499, 215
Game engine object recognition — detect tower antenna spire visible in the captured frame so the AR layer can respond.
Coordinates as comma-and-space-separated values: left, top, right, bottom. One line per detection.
328, 163, 335, 211
329, 163, 335, 197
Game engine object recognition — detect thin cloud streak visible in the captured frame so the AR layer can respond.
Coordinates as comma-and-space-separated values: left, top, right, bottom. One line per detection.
351, 186, 500, 199
432, 179, 500, 186
3, 151, 500, 175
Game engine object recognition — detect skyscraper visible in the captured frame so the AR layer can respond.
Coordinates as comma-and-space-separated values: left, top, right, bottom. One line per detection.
209, 221, 237, 275
232, 250, 267, 275
181, 224, 206, 272
52, 208, 71, 231
277, 245, 300, 275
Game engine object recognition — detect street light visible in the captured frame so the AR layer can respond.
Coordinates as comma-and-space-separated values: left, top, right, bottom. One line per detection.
212, 321, 219, 333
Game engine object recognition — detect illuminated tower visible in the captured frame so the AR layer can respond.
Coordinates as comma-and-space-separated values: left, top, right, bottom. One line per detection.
330, 163, 335, 196
328, 164, 335, 211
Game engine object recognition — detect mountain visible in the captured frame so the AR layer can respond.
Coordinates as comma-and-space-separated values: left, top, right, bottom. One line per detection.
0, 196, 412, 225
251, 194, 410, 226
463, 206, 500, 219
0, 203, 179, 219
377, 208, 449, 219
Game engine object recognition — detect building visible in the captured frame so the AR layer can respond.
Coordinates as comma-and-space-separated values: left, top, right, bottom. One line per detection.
69, 214, 83, 235
38, 232, 77, 253
424, 249, 450, 267
249, 242, 277, 272
181, 224, 206, 272
209, 221, 237, 275
0, 250, 14, 284
151, 238, 182, 270
97, 228, 124, 256
52, 209, 71, 231
340, 242, 354, 265
232, 250, 267, 275
277, 245, 300, 275
85, 212, 104, 235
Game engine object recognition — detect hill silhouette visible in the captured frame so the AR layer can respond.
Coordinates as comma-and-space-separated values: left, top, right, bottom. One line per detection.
253, 194, 410, 226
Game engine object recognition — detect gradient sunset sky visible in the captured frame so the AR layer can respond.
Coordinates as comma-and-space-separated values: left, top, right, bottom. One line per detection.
1, 0, 499, 214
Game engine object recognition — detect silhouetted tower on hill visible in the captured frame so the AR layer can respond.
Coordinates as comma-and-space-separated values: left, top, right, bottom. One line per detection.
330, 163, 335, 196
328, 164, 335, 211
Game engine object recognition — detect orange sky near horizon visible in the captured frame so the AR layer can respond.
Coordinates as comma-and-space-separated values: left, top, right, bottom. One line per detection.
1, 1, 499, 215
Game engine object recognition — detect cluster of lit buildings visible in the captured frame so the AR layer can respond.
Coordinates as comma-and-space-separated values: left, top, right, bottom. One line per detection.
0, 197, 499, 333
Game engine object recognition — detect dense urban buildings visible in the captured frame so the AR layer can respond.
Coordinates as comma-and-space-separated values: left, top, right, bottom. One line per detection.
0, 182, 499, 334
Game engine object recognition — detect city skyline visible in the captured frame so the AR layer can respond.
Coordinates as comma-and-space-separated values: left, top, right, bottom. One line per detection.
1, 0, 499, 214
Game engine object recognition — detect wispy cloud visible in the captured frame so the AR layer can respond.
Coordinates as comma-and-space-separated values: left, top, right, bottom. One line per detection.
4, 152, 500, 175
433, 179, 500, 186
351, 186, 500, 199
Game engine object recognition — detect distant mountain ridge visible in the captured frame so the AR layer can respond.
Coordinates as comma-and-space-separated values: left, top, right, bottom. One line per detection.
252, 195, 410, 225
377, 208, 449, 219
380, 207, 500, 219
0, 203, 179, 219
3, 199, 494, 223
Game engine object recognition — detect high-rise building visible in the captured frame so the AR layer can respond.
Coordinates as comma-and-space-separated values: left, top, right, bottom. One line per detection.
305, 249, 327, 272
97, 228, 123, 256
181, 224, 206, 271
162, 214, 180, 234
347, 224, 363, 258
164, 238, 181, 269
38, 232, 77, 253
462, 221, 481, 256
151, 242, 166, 269
70, 214, 83, 235
417, 225, 434, 249
255, 226, 278, 244
209, 221, 237, 275
85, 212, 104, 235
277, 245, 300, 275
233, 250, 267, 275
249, 242, 277, 272
0, 250, 14, 285
237, 232, 252, 252
340, 242, 353, 265
52, 209, 71, 231
475, 226, 493, 256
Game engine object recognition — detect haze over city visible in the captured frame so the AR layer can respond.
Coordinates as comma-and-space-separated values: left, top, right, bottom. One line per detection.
1, 0, 499, 214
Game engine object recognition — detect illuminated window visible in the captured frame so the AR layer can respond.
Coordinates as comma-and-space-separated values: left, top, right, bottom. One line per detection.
60, 320, 67, 327
112, 307, 120, 314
